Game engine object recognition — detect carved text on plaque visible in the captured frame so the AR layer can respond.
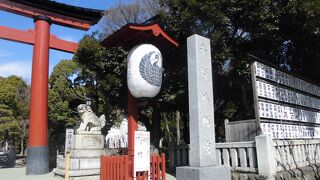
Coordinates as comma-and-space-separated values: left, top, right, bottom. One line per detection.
202, 115, 212, 127
199, 43, 208, 55
200, 67, 209, 80
204, 140, 213, 155
202, 92, 210, 102
82, 137, 100, 147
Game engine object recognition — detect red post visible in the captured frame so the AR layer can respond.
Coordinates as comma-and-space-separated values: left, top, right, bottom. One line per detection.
107, 157, 110, 180
100, 156, 106, 180
128, 92, 138, 177
152, 156, 156, 180
124, 156, 129, 180
157, 156, 161, 179
26, 15, 51, 175
161, 153, 166, 180
117, 157, 121, 179
120, 156, 124, 180
110, 157, 113, 180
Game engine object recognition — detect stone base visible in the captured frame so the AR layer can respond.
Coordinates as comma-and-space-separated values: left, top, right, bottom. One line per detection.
53, 168, 100, 180
56, 155, 100, 170
73, 134, 104, 150
176, 166, 231, 180
54, 134, 105, 179
26, 146, 49, 175
55, 175, 100, 180
54, 168, 100, 177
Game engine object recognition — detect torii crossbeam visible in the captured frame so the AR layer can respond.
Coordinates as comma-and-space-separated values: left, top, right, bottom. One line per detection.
0, 0, 102, 175
0, 26, 78, 53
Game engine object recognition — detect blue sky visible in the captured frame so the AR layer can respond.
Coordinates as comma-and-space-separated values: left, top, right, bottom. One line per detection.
0, 0, 124, 83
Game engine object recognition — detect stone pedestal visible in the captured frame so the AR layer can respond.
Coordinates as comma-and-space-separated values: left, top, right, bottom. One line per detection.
53, 134, 105, 180
177, 166, 231, 180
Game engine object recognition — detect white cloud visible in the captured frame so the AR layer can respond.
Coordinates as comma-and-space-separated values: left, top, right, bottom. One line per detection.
0, 61, 32, 83
59, 35, 80, 43
0, 49, 12, 58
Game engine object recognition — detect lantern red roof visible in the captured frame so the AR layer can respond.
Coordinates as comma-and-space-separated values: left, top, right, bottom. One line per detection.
101, 23, 179, 51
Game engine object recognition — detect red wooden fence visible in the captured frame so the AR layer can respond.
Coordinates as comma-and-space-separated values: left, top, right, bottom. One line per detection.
101, 153, 166, 180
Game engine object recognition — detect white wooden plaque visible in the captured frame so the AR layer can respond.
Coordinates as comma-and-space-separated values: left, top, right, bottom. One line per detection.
65, 129, 74, 154
134, 131, 150, 174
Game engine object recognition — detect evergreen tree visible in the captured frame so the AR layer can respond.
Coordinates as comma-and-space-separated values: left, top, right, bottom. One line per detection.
0, 76, 29, 152
0, 104, 20, 146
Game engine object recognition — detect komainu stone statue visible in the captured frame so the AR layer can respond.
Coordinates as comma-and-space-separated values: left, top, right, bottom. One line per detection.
54, 104, 105, 179
76, 104, 106, 134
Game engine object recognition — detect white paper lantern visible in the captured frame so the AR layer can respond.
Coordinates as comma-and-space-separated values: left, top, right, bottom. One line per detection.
127, 44, 163, 98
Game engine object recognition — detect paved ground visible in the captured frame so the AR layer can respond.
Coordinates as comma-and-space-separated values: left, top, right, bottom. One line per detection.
166, 173, 176, 180
0, 167, 56, 180
0, 157, 176, 180
0, 167, 176, 180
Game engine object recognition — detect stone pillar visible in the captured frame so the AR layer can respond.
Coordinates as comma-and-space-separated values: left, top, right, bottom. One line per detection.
255, 135, 276, 177
176, 34, 231, 180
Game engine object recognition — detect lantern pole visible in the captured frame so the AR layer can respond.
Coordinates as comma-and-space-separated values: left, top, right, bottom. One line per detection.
128, 91, 138, 176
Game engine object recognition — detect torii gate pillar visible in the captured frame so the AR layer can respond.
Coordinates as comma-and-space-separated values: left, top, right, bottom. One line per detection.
26, 16, 51, 175
0, 0, 102, 175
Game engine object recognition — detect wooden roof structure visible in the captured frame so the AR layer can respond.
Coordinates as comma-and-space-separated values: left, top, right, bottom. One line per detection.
0, 0, 103, 30
101, 23, 179, 52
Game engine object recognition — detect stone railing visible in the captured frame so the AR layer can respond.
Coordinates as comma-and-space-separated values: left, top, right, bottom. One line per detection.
168, 135, 320, 178
216, 141, 257, 173
273, 139, 320, 172
168, 142, 258, 172
255, 135, 320, 177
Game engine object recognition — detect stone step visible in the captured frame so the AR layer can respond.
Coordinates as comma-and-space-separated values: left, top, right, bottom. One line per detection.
54, 168, 100, 177
55, 175, 100, 180
57, 156, 100, 170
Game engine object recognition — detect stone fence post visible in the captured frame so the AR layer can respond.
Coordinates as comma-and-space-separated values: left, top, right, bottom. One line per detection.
255, 135, 276, 177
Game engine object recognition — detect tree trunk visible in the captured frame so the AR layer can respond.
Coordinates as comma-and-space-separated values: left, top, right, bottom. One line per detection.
241, 83, 250, 112
20, 119, 26, 155
163, 113, 172, 142
20, 135, 24, 155
151, 106, 161, 147
176, 110, 181, 145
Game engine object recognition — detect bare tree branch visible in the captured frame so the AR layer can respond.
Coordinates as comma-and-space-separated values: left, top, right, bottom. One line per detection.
102, 0, 160, 37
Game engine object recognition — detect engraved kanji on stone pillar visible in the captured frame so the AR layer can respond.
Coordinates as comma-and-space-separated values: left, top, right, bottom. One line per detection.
187, 34, 216, 167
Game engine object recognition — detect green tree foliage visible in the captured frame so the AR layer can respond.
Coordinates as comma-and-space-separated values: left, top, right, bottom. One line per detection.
48, 60, 84, 149
0, 104, 19, 143
72, 0, 319, 145
157, 0, 320, 140
48, 38, 127, 148
0, 76, 29, 151
73, 35, 128, 121
0, 76, 27, 105
49, 59, 82, 125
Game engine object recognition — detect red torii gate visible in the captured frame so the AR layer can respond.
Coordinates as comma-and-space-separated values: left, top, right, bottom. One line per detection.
0, 0, 102, 175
